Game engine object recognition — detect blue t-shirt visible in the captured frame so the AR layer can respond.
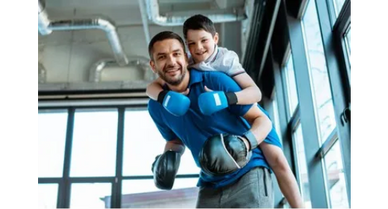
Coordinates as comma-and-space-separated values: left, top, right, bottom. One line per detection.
148, 69, 282, 188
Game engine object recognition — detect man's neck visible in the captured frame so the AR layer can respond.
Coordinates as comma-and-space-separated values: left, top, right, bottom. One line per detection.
167, 71, 190, 93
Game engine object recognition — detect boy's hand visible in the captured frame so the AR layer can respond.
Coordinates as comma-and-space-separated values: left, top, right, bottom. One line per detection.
198, 86, 237, 115
157, 90, 191, 116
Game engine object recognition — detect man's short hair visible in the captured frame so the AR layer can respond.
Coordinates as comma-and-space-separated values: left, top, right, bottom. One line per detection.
148, 31, 186, 61
183, 14, 216, 39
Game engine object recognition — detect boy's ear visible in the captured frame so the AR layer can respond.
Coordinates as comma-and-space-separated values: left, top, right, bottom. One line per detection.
214, 32, 219, 44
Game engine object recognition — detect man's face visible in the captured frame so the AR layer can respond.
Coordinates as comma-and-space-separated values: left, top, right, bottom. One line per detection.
150, 39, 188, 86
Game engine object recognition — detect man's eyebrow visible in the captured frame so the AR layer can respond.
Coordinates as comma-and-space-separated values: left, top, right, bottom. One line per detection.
155, 49, 182, 56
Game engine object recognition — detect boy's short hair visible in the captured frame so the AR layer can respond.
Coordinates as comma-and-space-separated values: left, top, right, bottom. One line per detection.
148, 31, 187, 61
183, 14, 216, 39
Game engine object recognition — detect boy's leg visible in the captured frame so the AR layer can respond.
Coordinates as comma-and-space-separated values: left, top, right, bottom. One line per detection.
260, 142, 304, 208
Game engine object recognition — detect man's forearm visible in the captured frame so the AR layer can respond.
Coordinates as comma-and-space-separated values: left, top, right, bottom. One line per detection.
164, 139, 185, 154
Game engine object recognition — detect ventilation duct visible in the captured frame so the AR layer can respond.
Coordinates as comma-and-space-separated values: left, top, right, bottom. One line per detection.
38, 0, 128, 66
89, 56, 154, 82
48, 18, 129, 66
38, 0, 51, 35
146, 0, 247, 26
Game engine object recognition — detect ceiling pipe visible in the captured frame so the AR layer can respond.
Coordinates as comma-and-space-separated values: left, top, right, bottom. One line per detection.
89, 56, 153, 82
38, 0, 52, 35
38, 0, 129, 66
146, 0, 247, 26
138, 0, 151, 45
48, 18, 129, 66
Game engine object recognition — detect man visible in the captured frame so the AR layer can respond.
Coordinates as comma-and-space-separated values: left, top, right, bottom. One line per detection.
148, 31, 275, 208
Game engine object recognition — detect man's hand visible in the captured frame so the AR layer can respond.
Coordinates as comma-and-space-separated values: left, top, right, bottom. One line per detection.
199, 131, 258, 176
152, 150, 182, 190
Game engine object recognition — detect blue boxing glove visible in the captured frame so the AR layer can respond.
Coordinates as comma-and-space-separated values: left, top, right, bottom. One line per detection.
198, 89, 238, 115
157, 90, 190, 116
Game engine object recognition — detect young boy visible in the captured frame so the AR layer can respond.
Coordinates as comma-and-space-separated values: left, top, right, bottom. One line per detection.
146, 14, 304, 208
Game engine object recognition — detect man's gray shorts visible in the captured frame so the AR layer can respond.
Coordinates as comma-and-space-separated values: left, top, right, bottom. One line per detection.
196, 167, 274, 208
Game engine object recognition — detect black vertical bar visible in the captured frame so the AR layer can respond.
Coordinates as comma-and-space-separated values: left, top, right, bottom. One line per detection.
111, 107, 125, 208
57, 108, 75, 208
243, 0, 266, 80
258, 0, 281, 78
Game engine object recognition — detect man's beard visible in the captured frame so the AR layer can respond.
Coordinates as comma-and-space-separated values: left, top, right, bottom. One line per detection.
158, 67, 187, 86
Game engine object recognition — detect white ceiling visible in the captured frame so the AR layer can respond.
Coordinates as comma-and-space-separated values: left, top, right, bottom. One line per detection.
38, 0, 251, 92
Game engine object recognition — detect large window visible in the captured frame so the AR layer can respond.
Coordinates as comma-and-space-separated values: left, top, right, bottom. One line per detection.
39, 110, 68, 177
344, 25, 351, 84
302, 0, 337, 144
296, 1, 350, 208
38, 184, 58, 209
121, 109, 199, 207
283, 52, 299, 118
271, 92, 283, 143
39, 106, 201, 208
70, 109, 118, 177
122, 109, 200, 176
332, 0, 346, 18
293, 124, 311, 208
324, 141, 349, 208
70, 183, 112, 208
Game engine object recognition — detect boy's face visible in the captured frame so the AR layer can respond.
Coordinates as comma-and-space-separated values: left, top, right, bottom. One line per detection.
186, 29, 219, 63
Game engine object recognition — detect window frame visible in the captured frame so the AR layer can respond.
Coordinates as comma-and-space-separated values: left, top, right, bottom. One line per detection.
38, 103, 200, 208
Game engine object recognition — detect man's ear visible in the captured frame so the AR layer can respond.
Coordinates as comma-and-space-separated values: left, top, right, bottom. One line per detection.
214, 32, 219, 45
149, 60, 157, 73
